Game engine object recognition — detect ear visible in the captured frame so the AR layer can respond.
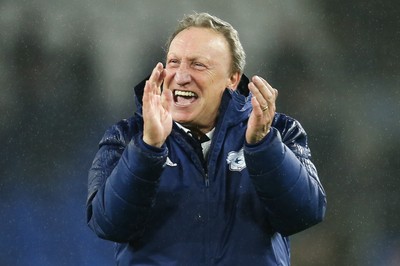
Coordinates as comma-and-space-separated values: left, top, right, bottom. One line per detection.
228, 72, 241, 90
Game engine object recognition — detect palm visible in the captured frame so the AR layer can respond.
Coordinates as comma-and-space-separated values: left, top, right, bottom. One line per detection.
142, 63, 173, 147
143, 88, 172, 146
245, 76, 278, 144
246, 106, 271, 144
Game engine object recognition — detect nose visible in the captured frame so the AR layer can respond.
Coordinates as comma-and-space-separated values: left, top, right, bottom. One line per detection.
174, 65, 191, 86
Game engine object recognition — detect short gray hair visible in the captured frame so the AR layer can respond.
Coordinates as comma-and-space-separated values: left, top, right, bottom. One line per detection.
165, 12, 246, 75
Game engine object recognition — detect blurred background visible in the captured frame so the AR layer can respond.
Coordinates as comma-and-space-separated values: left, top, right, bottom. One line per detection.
1, 0, 399, 265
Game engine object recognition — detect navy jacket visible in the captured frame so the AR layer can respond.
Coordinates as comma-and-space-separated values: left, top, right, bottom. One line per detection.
87, 76, 326, 265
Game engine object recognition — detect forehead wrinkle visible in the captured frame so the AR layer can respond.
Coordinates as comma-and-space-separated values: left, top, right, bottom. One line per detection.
169, 29, 228, 57
168, 52, 210, 62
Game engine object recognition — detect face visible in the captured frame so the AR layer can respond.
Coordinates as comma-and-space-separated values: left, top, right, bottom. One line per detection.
163, 27, 239, 132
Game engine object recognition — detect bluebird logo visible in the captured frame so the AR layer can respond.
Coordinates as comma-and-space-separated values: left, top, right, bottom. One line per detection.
165, 157, 177, 167
226, 149, 246, 171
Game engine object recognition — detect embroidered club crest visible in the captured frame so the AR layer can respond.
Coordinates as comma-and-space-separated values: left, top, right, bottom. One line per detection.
226, 148, 246, 171
165, 157, 177, 167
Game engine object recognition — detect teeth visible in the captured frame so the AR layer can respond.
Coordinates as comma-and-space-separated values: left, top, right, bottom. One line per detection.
174, 90, 196, 97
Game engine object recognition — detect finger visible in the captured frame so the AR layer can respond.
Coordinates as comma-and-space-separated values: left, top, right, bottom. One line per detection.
154, 63, 166, 86
252, 76, 274, 102
142, 80, 152, 115
143, 80, 151, 100
257, 76, 275, 93
248, 81, 269, 110
250, 96, 263, 116
259, 77, 274, 90
159, 68, 167, 90
259, 77, 279, 103
148, 62, 165, 94
161, 88, 173, 113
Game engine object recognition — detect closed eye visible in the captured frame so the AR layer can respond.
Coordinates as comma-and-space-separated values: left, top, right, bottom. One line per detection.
167, 59, 180, 67
193, 62, 206, 69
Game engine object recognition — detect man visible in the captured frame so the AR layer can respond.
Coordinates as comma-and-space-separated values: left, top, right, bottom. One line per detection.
87, 12, 326, 265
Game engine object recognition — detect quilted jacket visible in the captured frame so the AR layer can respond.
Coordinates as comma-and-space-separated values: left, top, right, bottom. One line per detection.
87, 75, 327, 265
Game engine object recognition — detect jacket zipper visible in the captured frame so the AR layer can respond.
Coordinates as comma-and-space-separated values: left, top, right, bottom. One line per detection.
204, 171, 211, 264
205, 173, 210, 187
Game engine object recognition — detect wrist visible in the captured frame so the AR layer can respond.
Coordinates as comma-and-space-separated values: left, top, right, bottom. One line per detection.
246, 127, 271, 144
142, 136, 164, 148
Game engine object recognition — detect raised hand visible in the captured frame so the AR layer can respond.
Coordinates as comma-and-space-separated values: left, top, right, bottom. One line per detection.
246, 76, 278, 144
142, 63, 174, 148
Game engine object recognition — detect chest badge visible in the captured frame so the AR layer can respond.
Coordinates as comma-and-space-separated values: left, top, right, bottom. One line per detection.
226, 148, 246, 172
165, 157, 177, 167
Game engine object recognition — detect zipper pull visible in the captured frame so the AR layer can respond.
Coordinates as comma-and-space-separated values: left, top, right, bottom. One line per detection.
205, 173, 210, 187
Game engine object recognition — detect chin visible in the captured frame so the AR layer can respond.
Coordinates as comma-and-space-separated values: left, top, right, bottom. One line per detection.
172, 110, 194, 122
172, 115, 193, 125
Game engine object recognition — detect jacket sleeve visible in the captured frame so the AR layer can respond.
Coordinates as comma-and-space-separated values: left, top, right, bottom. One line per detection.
244, 114, 326, 236
86, 120, 168, 242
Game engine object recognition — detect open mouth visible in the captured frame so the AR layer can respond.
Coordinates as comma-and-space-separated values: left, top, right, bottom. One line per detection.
173, 90, 198, 106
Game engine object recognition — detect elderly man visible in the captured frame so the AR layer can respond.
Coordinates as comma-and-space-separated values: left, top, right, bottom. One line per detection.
87, 12, 326, 265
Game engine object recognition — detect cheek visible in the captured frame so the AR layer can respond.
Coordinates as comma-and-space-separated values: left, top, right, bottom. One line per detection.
203, 88, 224, 110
